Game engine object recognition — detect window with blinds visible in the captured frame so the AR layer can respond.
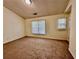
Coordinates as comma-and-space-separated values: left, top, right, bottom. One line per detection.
32, 20, 46, 34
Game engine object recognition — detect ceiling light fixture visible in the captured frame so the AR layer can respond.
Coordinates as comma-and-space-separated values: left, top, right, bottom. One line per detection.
33, 13, 37, 15
25, 0, 32, 5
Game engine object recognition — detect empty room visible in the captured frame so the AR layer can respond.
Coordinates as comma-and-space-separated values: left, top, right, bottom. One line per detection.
3, 0, 76, 59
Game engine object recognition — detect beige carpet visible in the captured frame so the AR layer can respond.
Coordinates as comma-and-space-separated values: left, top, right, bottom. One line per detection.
4, 37, 74, 59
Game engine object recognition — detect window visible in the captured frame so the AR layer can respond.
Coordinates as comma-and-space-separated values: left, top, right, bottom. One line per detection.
32, 21, 38, 34
32, 20, 45, 34
57, 18, 66, 29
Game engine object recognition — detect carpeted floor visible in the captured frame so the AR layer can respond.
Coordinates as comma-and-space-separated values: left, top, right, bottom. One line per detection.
4, 37, 74, 59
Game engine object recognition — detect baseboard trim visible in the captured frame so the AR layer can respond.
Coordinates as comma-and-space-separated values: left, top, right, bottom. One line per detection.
68, 49, 74, 59
25, 36, 69, 44
3, 36, 26, 45
69, 48, 75, 59
4, 36, 69, 45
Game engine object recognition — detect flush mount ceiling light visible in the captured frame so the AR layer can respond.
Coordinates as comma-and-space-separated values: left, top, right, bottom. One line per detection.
25, 0, 32, 5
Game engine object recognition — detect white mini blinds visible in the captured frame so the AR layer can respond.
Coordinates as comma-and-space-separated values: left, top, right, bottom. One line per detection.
32, 20, 46, 34
57, 18, 66, 29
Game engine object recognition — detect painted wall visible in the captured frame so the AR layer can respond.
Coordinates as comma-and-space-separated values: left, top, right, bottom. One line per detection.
69, 0, 76, 58
3, 7, 25, 44
25, 14, 68, 40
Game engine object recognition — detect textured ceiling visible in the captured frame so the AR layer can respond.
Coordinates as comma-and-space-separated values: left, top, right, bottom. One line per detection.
3, 0, 69, 19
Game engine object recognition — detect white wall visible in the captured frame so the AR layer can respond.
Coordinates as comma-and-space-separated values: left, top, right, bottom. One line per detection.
69, 0, 76, 58
25, 14, 68, 40
3, 7, 25, 44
